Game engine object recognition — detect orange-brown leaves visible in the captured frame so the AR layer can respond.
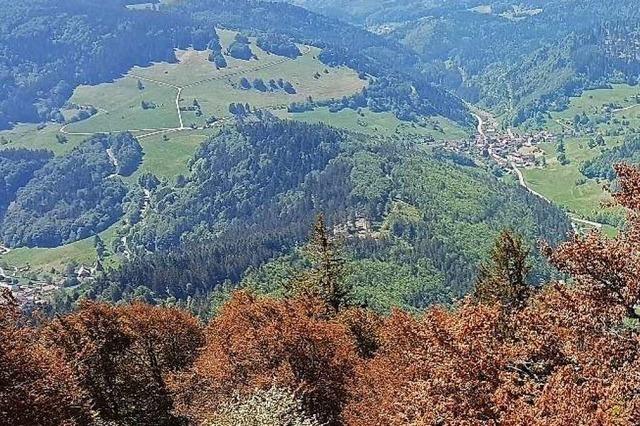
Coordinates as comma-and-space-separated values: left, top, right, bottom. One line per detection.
548, 232, 640, 319
612, 163, 640, 212
171, 291, 359, 425
0, 297, 93, 426
41, 301, 203, 425
345, 302, 508, 425
548, 164, 640, 320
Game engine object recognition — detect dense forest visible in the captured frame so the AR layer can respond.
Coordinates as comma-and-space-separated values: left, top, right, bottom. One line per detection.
0, 133, 141, 248
52, 116, 570, 315
0, 148, 53, 218
5, 164, 640, 425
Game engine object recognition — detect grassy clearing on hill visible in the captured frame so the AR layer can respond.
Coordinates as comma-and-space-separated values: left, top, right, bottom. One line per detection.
285, 107, 470, 139
61, 28, 365, 132
0, 123, 85, 155
65, 78, 180, 133
543, 84, 640, 133
517, 84, 640, 225
125, 128, 218, 182
0, 224, 120, 276
522, 136, 621, 218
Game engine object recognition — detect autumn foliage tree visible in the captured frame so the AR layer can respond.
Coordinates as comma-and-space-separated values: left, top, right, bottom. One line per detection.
170, 291, 359, 426
41, 301, 204, 425
0, 289, 93, 426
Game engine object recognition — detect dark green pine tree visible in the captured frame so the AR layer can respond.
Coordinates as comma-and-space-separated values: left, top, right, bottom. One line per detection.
473, 230, 531, 311
293, 214, 350, 313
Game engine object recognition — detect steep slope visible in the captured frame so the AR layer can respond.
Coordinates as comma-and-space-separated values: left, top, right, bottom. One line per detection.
284, 0, 640, 126
82, 116, 570, 312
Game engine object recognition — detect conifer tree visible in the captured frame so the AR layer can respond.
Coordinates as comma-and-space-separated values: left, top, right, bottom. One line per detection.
293, 214, 350, 312
474, 230, 531, 309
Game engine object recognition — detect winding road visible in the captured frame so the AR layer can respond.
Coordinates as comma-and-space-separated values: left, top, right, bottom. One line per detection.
472, 114, 606, 231
612, 104, 640, 114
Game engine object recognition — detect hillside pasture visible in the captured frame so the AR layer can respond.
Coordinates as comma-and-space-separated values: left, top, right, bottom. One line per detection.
286, 107, 470, 140
522, 136, 622, 219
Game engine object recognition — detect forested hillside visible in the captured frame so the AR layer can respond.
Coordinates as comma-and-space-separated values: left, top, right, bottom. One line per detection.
0, 133, 141, 247
0, 0, 223, 129
581, 135, 640, 181
0, 149, 53, 218
5, 164, 640, 426
55, 116, 571, 315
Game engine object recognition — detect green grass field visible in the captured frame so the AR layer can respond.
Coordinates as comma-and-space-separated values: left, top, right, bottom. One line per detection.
285, 107, 470, 139
543, 84, 640, 134
516, 84, 640, 225
65, 78, 180, 133
127, 128, 217, 181
0, 223, 120, 276
60, 28, 365, 132
0, 123, 86, 155
522, 136, 621, 218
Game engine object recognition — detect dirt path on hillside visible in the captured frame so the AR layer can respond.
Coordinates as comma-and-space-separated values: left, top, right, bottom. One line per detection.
62, 45, 313, 140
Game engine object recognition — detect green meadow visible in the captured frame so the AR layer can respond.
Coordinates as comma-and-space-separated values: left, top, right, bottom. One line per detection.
522, 136, 622, 218
286, 107, 470, 140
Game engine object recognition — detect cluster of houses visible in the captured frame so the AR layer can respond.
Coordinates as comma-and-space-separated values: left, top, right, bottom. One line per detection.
334, 216, 382, 240
479, 129, 556, 167
437, 125, 556, 171
0, 281, 61, 306
0, 262, 100, 308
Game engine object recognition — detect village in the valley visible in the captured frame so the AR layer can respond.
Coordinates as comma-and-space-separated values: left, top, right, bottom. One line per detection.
0, 242, 103, 307
438, 112, 556, 172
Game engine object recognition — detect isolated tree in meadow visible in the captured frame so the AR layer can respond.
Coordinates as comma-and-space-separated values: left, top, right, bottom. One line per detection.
94, 234, 106, 259
283, 81, 297, 94
253, 78, 268, 92
240, 77, 251, 89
